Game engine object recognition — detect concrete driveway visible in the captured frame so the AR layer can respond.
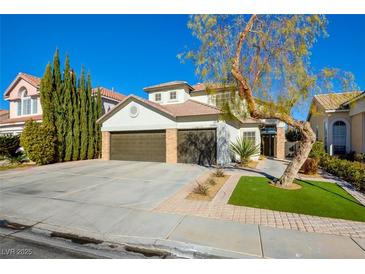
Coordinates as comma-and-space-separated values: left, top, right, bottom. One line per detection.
0, 160, 206, 210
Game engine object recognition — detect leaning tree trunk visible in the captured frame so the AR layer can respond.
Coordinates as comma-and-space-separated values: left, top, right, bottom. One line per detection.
276, 121, 316, 187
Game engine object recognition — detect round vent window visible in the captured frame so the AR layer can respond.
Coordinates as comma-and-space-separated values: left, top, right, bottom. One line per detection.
129, 105, 139, 118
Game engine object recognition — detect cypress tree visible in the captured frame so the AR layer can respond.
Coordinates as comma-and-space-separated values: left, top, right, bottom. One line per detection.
79, 67, 88, 160
87, 73, 95, 159
95, 89, 102, 158
40, 63, 56, 129
72, 70, 80, 161
64, 55, 73, 161
52, 49, 65, 162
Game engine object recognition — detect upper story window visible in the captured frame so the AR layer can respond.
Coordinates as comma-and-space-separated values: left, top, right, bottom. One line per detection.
169, 91, 177, 100
155, 93, 162, 102
214, 92, 231, 107
17, 88, 38, 116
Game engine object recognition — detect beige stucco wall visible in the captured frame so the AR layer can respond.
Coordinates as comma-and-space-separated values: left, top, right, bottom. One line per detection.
308, 101, 326, 141
351, 112, 365, 153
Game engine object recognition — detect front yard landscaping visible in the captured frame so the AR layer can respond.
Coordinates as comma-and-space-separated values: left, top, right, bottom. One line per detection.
228, 176, 365, 222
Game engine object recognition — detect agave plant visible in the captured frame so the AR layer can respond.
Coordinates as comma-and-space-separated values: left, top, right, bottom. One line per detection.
230, 136, 260, 165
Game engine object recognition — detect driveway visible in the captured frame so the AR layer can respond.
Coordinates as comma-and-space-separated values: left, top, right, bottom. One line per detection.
0, 160, 206, 210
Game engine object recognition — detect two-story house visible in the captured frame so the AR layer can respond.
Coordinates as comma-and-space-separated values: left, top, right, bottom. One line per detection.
97, 81, 285, 165
0, 73, 126, 136
308, 91, 365, 155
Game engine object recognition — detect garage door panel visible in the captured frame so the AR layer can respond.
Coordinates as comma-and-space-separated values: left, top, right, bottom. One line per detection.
177, 129, 216, 165
110, 131, 166, 162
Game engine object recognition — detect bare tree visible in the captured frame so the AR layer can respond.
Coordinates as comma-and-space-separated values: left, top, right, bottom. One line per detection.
181, 15, 356, 187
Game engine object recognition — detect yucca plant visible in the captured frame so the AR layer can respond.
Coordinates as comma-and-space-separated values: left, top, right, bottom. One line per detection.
230, 136, 260, 166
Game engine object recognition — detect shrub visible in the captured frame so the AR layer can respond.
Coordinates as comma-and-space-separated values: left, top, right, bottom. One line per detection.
309, 141, 326, 161
0, 135, 20, 158
300, 158, 318, 175
213, 168, 225, 177
20, 121, 56, 165
285, 129, 302, 142
230, 136, 260, 165
320, 155, 365, 192
193, 181, 209, 196
207, 178, 217, 186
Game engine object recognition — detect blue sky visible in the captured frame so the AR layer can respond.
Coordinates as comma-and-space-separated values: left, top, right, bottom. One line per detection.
1, 15, 364, 120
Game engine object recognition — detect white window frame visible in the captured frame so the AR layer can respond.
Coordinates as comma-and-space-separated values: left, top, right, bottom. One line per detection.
242, 131, 256, 144
169, 91, 177, 100
155, 93, 162, 102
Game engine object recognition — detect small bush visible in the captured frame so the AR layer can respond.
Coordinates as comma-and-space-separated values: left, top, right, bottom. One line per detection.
285, 129, 302, 142
20, 121, 56, 165
301, 158, 318, 175
309, 141, 326, 161
207, 178, 217, 186
213, 168, 225, 177
230, 136, 260, 165
0, 135, 20, 158
193, 181, 209, 196
320, 155, 365, 192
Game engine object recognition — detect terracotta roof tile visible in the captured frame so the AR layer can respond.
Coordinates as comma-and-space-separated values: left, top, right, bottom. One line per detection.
314, 91, 362, 110
93, 87, 125, 102
19, 73, 41, 87
0, 114, 42, 125
162, 100, 221, 117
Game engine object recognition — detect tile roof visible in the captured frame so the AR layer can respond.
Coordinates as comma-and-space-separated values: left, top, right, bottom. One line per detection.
92, 87, 126, 102
191, 83, 229, 92
162, 100, 221, 117
0, 114, 42, 125
314, 91, 362, 111
97, 95, 221, 123
19, 73, 41, 87
4, 73, 41, 98
144, 81, 194, 91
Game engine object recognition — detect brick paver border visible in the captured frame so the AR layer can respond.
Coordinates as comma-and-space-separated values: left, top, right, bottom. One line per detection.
154, 171, 365, 239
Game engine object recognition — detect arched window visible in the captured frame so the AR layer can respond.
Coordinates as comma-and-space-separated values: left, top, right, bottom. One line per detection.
17, 87, 37, 116
333, 121, 346, 154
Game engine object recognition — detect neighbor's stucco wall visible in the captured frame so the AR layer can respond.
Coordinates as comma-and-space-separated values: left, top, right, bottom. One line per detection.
351, 112, 365, 153
308, 101, 326, 141
349, 96, 365, 117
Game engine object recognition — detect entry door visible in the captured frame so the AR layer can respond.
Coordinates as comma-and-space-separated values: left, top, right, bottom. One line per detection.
261, 135, 275, 157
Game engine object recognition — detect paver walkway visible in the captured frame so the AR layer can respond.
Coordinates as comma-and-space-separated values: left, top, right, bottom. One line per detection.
154, 168, 365, 239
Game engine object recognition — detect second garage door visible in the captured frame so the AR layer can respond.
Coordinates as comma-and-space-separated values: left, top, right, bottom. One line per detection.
177, 128, 216, 165
110, 130, 166, 162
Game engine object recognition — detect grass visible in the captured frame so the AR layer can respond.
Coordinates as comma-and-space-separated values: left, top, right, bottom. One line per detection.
228, 176, 365, 222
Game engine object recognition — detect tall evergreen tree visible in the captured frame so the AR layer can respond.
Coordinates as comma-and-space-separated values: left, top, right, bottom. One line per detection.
64, 55, 74, 161
87, 73, 95, 159
52, 49, 65, 162
79, 67, 88, 160
72, 70, 80, 161
40, 63, 56, 129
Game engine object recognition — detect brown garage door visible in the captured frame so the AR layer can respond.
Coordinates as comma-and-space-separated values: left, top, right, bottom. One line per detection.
110, 131, 166, 162
177, 128, 216, 165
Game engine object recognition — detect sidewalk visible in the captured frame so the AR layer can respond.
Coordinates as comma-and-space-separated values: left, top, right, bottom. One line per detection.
2, 206, 365, 258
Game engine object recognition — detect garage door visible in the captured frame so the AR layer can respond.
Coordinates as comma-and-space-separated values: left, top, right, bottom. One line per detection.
110, 131, 166, 162
177, 128, 216, 165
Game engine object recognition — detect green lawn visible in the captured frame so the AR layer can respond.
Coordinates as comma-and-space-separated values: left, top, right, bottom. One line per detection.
228, 176, 365, 222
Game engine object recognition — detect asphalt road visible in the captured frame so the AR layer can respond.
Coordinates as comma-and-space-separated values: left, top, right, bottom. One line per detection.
0, 231, 157, 259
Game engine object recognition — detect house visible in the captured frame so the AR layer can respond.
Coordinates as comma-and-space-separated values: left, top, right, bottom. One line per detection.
0, 73, 125, 135
0, 109, 9, 122
97, 81, 286, 165
308, 91, 365, 155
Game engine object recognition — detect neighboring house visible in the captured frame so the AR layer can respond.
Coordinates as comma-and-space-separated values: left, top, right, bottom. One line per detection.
0, 73, 125, 136
308, 91, 365, 155
97, 81, 286, 165
0, 109, 9, 122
